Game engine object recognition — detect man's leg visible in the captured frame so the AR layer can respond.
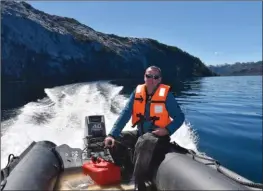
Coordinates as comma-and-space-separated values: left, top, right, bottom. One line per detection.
147, 135, 171, 179
109, 130, 139, 171
132, 133, 170, 191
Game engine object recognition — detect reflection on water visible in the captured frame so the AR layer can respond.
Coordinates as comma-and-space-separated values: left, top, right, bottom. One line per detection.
1, 82, 46, 120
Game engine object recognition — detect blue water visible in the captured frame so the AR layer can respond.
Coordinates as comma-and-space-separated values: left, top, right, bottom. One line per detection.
1, 75, 262, 184
176, 76, 262, 183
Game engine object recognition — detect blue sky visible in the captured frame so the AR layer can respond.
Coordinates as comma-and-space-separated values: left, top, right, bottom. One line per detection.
28, 1, 262, 66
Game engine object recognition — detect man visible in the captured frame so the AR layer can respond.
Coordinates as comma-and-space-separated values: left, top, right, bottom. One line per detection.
104, 66, 185, 189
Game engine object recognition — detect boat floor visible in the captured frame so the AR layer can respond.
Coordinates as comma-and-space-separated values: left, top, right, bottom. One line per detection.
54, 169, 153, 190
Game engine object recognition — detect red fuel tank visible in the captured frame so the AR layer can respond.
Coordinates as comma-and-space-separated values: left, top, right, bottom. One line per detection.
82, 157, 121, 185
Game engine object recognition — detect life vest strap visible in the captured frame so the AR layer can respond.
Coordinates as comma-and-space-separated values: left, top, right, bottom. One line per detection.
132, 113, 145, 128
134, 96, 144, 103
150, 100, 165, 103
132, 114, 160, 129
148, 116, 159, 129
149, 116, 160, 121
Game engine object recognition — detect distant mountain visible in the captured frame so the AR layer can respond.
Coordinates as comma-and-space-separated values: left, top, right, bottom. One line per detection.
1, 1, 215, 87
208, 61, 262, 76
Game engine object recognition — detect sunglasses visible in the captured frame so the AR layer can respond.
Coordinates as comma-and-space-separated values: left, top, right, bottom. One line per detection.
145, 74, 160, 80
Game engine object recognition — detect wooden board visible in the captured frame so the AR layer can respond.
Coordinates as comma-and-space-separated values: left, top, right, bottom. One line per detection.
55, 171, 137, 190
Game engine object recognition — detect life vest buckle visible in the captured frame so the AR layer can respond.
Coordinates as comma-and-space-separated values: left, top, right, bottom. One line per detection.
149, 116, 160, 121
136, 113, 144, 119
132, 113, 145, 128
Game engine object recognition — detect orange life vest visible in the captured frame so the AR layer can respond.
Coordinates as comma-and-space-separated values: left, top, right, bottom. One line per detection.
132, 83, 172, 128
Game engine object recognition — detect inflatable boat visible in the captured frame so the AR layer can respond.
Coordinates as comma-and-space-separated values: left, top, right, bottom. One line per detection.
1, 115, 262, 191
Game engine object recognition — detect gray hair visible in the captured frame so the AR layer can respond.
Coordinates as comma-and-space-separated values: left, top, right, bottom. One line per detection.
146, 65, 162, 76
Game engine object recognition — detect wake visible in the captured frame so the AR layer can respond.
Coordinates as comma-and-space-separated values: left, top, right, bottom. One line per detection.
1, 81, 199, 168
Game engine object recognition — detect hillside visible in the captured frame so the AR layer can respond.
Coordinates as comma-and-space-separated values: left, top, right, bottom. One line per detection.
208, 61, 262, 76
1, 1, 215, 87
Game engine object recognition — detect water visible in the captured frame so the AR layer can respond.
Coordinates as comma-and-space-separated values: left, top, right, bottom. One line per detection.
1, 76, 262, 183
177, 76, 262, 183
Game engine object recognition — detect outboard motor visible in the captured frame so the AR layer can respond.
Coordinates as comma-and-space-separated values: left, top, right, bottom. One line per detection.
84, 115, 107, 147
82, 115, 121, 185
83, 115, 109, 155
82, 115, 114, 161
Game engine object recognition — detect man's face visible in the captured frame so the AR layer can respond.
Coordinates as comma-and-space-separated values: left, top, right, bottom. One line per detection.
144, 68, 161, 88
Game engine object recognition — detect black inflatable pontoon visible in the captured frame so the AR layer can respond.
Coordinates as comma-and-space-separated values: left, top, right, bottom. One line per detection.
1, 141, 62, 190
1, 115, 262, 191
153, 145, 262, 190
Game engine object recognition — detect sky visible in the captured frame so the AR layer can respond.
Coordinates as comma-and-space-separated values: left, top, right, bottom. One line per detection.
28, 1, 262, 66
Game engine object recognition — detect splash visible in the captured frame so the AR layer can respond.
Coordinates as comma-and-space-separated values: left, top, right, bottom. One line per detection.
170, 121, 199, 152
1, 81, 199, 167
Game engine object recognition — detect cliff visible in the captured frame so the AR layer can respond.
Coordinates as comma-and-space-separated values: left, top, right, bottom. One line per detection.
208, 61, 262, 76
1, 1, 215, 87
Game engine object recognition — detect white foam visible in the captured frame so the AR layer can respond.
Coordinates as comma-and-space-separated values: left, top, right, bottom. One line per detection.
170, 121, 199, 152
1, 81, 199, 167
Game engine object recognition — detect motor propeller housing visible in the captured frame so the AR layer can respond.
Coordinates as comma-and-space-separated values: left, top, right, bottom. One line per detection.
84, 115, 106, 139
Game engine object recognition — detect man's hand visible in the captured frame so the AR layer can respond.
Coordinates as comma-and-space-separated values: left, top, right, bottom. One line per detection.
152, 128, 169, 136
104, 136, 115, 148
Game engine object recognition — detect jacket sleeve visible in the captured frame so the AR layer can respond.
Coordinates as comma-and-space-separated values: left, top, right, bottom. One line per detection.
165, 92, 185, 135
108, 90, 135, 138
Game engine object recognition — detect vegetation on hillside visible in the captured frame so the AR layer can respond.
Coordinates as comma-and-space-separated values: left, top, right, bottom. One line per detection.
208, 61, 262, 76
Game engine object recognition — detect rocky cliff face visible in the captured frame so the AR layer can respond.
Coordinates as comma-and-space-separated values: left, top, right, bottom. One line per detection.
1, 1, 215, 87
